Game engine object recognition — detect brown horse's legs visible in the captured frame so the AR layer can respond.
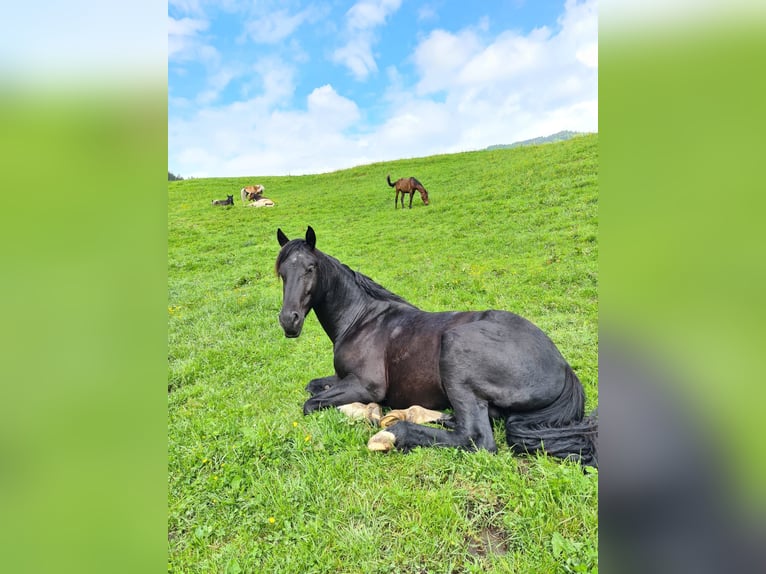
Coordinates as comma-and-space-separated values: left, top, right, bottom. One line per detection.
408, 191, 414, 208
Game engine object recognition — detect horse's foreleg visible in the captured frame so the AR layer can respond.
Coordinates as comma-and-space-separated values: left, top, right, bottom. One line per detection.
369, 399, 495, 452
305, 375, 341, 396
408, 191, 414, 208
303, 374, 383, 415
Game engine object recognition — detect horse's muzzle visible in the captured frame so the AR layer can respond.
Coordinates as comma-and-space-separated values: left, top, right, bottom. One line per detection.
279, 310, 304, 338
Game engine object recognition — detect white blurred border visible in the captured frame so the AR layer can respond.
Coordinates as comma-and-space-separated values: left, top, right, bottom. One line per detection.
0, 2, 166, 86
602, 0, 766, 31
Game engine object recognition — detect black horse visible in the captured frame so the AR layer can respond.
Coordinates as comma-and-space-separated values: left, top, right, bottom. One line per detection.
275, 226, 597, 466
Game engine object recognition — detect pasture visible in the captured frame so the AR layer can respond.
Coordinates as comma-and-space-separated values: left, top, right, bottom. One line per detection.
168, 134, 598, 572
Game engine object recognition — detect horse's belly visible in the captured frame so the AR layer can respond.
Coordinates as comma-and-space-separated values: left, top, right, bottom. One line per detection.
382, 312, 477, 410
385, 358, 449, 410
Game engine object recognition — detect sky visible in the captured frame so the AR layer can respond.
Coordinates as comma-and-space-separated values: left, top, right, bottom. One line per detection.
168, 0, 598, 178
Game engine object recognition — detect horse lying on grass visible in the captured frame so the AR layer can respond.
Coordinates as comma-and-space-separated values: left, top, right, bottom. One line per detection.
212, 195, 234, 206
241, 185, 275, 207
275, 226, 597, 467
241, 184, 265, 204
248, 197, 275, 208
387, 174, 430, 208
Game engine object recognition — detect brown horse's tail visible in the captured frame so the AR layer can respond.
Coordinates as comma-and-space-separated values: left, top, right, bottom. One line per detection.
505, 365, 598, 467
387, 174, 395, 188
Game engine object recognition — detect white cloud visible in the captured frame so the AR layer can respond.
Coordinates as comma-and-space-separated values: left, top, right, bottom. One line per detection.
196, 66, 240, 105
168, 0, 204, 16
169, 80, 364, 177
346, 0, 402, 30
332, 0, 402, 80
417, 4, 438, 22
402, 0, 598, 151
332, 41, 378, 80
168, 16, 210, 61
413, 29, 482, 94
308, 85, 360, 123
243, 8, 314, 44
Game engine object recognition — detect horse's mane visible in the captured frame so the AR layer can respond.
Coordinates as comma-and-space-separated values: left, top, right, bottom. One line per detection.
345, 264, 416, 307
276, 240, 416, 308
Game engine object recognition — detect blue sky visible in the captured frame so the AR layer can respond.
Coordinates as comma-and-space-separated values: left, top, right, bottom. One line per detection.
169, 1, 598, 177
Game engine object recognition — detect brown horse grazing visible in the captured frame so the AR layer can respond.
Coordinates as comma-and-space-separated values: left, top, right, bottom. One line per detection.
387, 175, 429, 209
241, 184, 265, 204
212, 195, 234, 206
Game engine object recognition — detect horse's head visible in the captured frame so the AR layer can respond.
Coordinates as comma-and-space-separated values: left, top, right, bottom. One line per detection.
413, 179, 429, 205
276, 226, 318, 338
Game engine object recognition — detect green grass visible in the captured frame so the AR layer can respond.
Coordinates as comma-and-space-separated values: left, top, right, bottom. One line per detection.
168, 134, 598, 573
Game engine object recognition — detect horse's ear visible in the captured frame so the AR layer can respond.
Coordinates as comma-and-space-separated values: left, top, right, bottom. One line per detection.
305, 226, 316, 250
277, 228, 289, 246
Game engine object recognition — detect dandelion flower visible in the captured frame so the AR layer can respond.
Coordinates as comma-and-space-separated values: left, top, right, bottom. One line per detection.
268, 517, 275, 524
293, 422, 298, 428
304, 434, 311, 442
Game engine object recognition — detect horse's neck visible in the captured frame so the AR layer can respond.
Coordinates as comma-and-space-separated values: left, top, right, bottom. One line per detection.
313, 260, 382, 343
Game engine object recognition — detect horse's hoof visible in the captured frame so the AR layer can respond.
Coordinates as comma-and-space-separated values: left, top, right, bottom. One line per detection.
379, 410, 407, 429
367, 430, 396, 452
364, 403, 382, 424
380, 405, 446, 428
337, 402, 368, 419
337, 402, 382, 425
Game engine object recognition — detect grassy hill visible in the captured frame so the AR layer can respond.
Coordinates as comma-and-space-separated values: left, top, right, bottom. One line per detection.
168, 134, 598, 572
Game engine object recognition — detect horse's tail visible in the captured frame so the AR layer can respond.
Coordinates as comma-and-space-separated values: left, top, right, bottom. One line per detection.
387, 174, 395, 187
505, 365, 598, 467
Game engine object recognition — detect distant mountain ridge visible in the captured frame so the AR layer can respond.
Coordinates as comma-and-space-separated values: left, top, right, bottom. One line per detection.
486, 130, 589, 151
